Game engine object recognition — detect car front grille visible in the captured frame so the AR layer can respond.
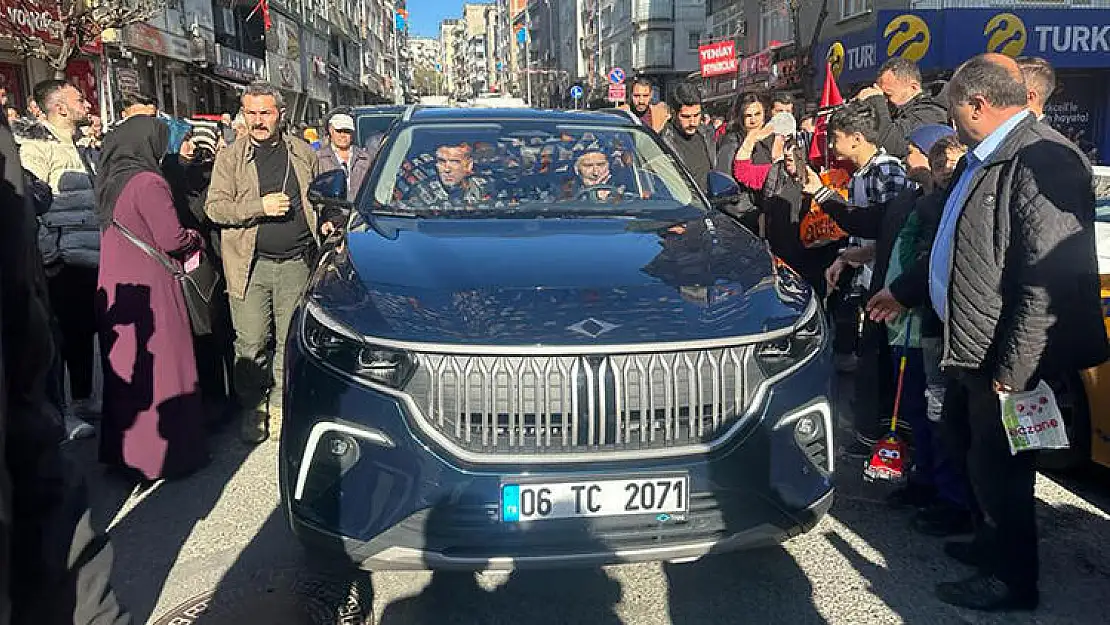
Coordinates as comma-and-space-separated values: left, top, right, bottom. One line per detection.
403, 347, 763, 459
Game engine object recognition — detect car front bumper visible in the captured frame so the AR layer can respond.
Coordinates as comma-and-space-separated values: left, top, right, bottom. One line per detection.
279, 327, 835, 571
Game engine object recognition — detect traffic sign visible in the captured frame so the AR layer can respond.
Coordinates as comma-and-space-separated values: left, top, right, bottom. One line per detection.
608, 67, 625, 84
607, 83, 626, 102
569, 85, 584, 100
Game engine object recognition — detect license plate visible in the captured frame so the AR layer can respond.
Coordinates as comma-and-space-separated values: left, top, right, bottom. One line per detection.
500, 476, 689, 523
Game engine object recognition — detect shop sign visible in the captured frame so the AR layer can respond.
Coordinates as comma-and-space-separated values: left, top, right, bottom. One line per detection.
943, 9, 1110, 69
0, 0, 101, 53
1044, 75, 1101, 158
879, 9, 1110, 71
877, 11, 942, 71
738, 48, 773, 83
813, 28, 877, 91
214, 44, 266, 83
0, 0, 63, 44
116, 67, 141, 92
699, 40, 738, 78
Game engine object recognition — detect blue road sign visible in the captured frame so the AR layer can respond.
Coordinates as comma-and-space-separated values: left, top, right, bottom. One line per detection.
608, 67, 625, 84
570, 85, 584, 99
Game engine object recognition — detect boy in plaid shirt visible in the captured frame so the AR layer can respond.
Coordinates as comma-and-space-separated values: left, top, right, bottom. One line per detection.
790, 101, 918, 446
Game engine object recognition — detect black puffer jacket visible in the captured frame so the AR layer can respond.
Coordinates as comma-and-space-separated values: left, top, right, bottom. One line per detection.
940, 114, 1108, 390
864, 93, 949, 159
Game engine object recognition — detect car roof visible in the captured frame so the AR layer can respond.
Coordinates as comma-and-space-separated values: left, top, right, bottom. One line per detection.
349, 105, 408, 116
404, 107, 639, 127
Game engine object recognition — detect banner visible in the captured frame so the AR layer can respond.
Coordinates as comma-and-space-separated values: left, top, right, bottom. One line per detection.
698, 40, 737, 78
878, 9, 1110, 70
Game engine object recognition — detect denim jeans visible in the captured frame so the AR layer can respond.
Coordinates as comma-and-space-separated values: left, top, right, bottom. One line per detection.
911, 338, 971, 508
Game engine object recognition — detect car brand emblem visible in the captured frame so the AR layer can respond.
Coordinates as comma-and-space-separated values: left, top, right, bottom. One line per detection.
567, 318, 620, 338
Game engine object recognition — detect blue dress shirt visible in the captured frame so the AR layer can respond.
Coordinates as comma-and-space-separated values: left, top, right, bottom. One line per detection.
928, 110, 1031, 320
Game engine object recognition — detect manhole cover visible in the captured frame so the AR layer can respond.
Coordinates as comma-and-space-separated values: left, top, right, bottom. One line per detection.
150, 569, 373, 625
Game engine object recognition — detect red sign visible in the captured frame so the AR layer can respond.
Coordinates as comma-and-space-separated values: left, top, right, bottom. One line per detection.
698, 40, 738, 78
739, 49, 773, 79
607, 83, 626, 102
65, 59, 99, 115
0, 0, 63, 44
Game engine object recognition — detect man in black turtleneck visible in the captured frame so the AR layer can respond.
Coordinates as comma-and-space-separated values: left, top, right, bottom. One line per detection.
205, 82, 320, 444
659, 82, 716, 193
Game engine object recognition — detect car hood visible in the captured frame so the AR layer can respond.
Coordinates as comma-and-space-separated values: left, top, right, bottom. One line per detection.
310, 213, 813, 347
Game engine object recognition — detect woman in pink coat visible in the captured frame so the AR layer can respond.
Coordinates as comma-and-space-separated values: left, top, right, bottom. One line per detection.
95, 116, 208, 481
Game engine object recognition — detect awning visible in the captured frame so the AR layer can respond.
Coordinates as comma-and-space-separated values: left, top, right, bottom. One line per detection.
194, 72, 247, 93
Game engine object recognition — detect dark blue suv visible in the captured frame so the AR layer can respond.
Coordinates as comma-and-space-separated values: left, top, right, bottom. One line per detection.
282, 107, 834, 570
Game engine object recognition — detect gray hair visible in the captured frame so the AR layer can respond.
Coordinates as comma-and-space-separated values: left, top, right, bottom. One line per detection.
241, 81, 285, 109
948, 55, 1028, 108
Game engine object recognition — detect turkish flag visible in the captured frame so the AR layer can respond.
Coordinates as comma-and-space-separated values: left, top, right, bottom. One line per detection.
809, 62, 845, 167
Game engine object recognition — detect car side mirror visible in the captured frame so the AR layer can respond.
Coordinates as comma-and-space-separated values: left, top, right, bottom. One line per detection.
307, 169, 350, 209
706, 171, 741, 207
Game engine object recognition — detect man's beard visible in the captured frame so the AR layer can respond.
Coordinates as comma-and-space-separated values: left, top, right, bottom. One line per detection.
632, 103, 649, 116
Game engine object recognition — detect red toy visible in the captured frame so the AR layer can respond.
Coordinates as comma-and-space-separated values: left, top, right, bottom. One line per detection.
864, 319, 914, 482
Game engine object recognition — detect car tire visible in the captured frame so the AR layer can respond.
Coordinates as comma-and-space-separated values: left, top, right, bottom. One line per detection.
1036, 371, 1092, 472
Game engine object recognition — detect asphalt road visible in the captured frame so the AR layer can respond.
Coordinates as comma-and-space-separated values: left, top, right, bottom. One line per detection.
70, 377, 1110, 625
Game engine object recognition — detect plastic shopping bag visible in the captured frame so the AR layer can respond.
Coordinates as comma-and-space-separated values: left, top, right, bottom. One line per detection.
998, 380, 1070, 455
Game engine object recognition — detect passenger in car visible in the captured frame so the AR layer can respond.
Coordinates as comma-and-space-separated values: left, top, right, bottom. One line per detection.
403, 142, 492, 207
560, 149, 636, 202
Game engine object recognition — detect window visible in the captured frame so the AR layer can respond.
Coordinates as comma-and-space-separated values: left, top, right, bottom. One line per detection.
371, 122, 702, 215
759, 0, 792, 49
633, 30, 673, 68
840, 0, 872, 19
689, 32, 701, 50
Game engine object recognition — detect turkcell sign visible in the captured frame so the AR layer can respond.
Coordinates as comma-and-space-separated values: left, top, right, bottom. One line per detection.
813, 28, 877, 89
879, 9, 1110, 70
946, 9, 1110, 67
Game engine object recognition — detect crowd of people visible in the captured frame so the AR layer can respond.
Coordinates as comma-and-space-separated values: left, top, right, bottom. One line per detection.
631, 53, 1105, 612
1, 80, 377, 469
0, 50, 1105, 621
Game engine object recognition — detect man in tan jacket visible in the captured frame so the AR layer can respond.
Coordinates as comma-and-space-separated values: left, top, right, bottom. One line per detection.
205, 82, 319, 443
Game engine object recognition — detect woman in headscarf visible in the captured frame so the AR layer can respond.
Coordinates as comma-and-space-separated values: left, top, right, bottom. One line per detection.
95, 115, 208, 481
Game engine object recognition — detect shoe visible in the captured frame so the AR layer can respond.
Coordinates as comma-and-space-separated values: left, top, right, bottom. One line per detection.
885, 483, 937, 510
935, 574, 1038, 612
63, 413, 95, 441
240, 409, 269, 445
944, 540, 987, 568
913, 502, 974, 537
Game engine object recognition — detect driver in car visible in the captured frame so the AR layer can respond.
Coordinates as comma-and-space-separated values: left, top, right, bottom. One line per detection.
405, 142, 492, 207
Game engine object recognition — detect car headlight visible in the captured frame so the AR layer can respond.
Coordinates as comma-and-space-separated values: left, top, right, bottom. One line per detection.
302, 300, 416, 388
754, 301, 825, 379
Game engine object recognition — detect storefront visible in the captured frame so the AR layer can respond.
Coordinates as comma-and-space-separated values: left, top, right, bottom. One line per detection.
107, 22, 205, 117
0, 0, 103, 114
877, 8, 1110, 164
208, 43, 265, 114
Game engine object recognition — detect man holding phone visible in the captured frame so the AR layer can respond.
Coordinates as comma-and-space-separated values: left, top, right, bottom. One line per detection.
205, 82, 320, 444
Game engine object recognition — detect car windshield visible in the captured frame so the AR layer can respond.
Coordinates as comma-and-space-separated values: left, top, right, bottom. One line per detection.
1095, 168, 1110, 223
365, 121, 706, 218
357, 114, 400, 148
